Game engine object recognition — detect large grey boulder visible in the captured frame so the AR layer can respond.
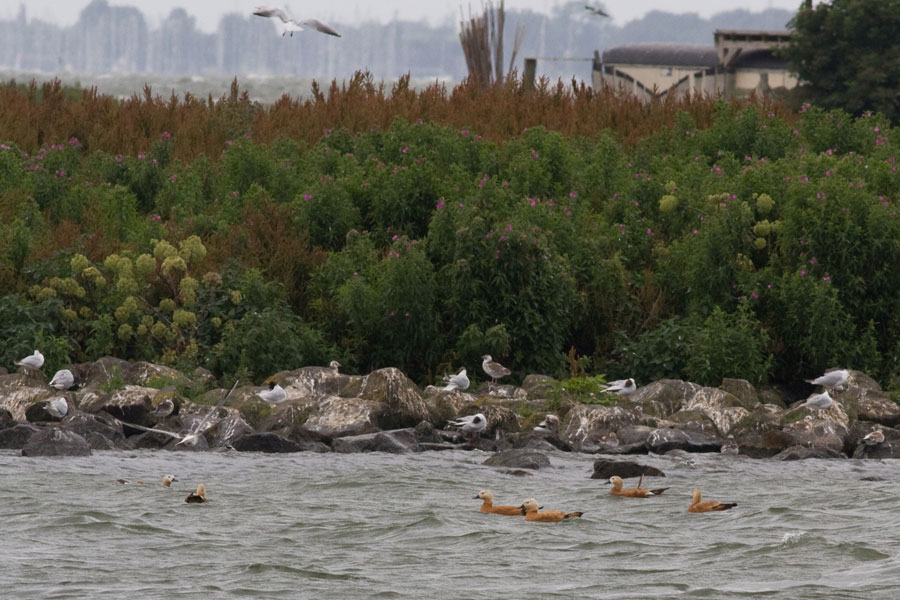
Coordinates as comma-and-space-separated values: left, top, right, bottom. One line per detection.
61, 411, 128, 450
0, 424, 40, 449
482, 449, 550, 470
0, 373, 55, 421
590, 458, 665, 480
69, 357, 190, 389
358, 368, 431, 429
332, 429, 418, 453
631, 379, 702, 417
854, 390, 900, 427
0, 408, 13, 429
77, 385, 156, 425
773, 445, 846, 460
303, 396, 381, 438
559, 403, 640, 446
232, 433, 304, 453
647, 427, 723, 453
22, 428, 92, 457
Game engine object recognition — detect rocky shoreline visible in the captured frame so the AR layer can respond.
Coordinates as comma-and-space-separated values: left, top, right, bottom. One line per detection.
1, 357, 898, 462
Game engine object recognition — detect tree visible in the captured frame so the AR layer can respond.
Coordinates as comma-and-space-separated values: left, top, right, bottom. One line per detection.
781, 0, 900, 122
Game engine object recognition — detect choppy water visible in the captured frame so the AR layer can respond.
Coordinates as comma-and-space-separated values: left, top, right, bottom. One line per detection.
1, 449, 898, 599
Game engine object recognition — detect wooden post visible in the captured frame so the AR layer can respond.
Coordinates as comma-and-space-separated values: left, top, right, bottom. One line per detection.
591, 50, 602, 90
524, 58, 536, 90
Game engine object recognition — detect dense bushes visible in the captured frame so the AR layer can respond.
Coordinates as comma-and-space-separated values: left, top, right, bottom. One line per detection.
1, 79, 899, 390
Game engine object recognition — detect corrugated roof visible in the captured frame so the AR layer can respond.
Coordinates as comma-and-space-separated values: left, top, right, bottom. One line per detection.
602, 43, 718, 68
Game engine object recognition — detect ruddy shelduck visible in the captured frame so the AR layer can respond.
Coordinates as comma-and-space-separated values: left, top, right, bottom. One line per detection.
184, 483, 208, 504
162, 474, 176, 487
608, 475, 668, 498
474, 490, 524, 516
519, 498, 583, 522
688, 488, 736, 513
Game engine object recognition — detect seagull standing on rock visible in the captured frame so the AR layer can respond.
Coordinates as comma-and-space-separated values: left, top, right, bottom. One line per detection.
448, 413, 487, 440
806, 369, 849, 389
481, 355, 511, 387
15, 349, 44, 371
800, 390, 833, 410
49, 369, 76, 390
46, 397, 68, 419
252, 6, 341, 37
442, 368, 470, 392
150, 397, 175, 419
257, 382, 287, 405
602, 378, 636, 397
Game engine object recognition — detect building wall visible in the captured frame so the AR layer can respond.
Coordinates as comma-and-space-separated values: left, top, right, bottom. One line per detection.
600, 64, 797, 100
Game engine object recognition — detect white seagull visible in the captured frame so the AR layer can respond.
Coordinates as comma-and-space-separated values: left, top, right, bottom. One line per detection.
117, 380, 239, 447
15, 349, 44, 370
602, 378, 636, 396
257, 382, 287, 405
46, 397, 68, 419
329, 360, 341, 373
806, 369, 849, 389
720, 435, 739, 455
481, 355, 511, 385
533, 414, 559, 435
800, 390, 833, 410
442, 368, 470, 392
252, 6, 341, 37
448, 413, 487, 438
49, 369, 76, 390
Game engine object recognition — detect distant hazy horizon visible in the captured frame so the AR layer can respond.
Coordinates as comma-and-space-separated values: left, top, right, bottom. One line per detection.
4, 0, 806, 31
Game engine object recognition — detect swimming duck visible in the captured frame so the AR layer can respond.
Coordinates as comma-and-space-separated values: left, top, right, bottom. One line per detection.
607, 475, 668, 498
184, 483, 208, 503
162, 474, 176, 487
688, 488, 736, 513
519, 498, 583, 522
474, 490, 525, 516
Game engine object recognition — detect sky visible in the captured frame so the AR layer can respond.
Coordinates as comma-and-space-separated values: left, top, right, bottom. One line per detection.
4, 1, 806, 31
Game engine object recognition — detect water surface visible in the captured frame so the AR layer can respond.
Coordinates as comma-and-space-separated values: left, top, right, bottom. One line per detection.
2, 449, 897, 599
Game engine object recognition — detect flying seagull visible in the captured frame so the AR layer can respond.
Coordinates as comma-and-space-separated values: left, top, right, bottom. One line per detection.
585, 5, 610, 17
15, 349, 44, 371
442, 368, 470, 392
117, 380, 239, 447
252, 6, 341, 37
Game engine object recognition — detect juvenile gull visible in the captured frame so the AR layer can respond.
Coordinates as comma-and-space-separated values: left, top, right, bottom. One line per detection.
442, 368, 470, 392
48, 369, 76, 390
806, 369, 849, 389
533, 414, 559, 434
862, 430, 885, 446
329, 360, 341, 373
252, 6, 341, 37
150, 397, 175, 418
481, 355, 510, 385
15, 349, 44, 371
117, 380, 239, 447
720, 435, 739, 455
